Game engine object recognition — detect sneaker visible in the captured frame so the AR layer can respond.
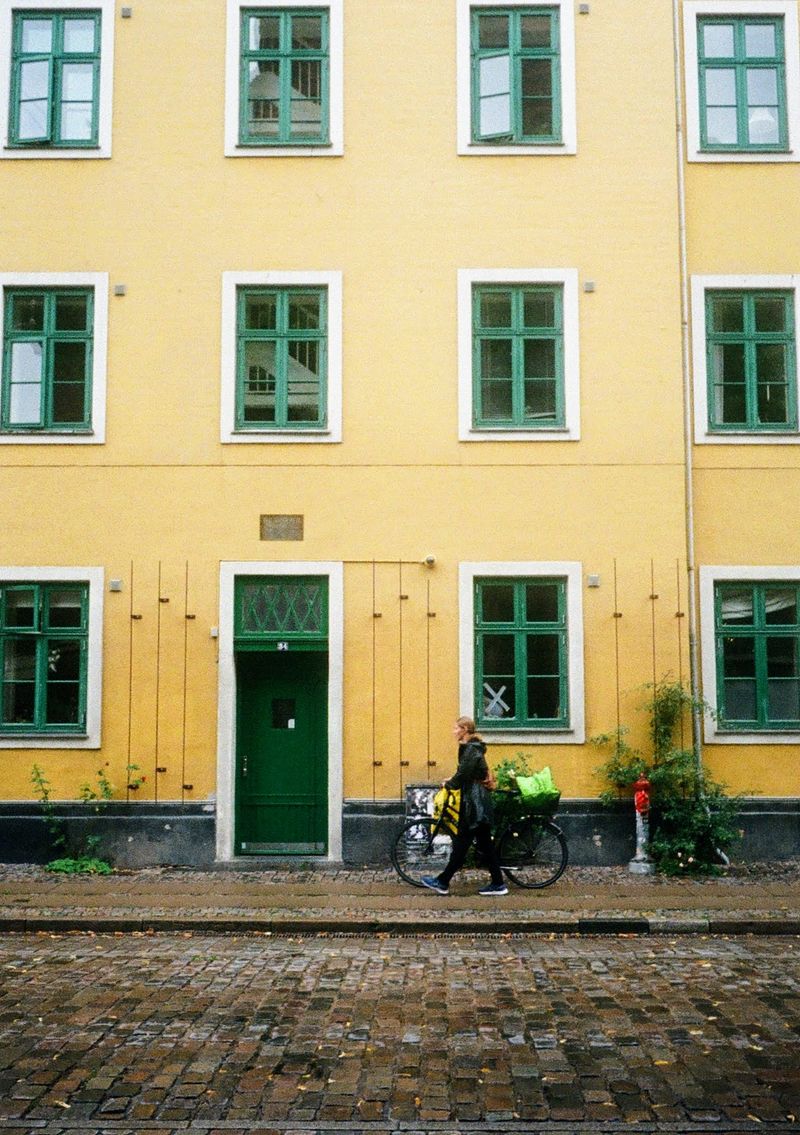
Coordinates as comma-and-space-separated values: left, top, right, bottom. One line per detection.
420, 875, 449, 895
478, 882, 508, 896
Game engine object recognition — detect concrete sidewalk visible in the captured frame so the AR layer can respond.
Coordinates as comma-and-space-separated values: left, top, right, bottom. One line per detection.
1, 860, 799, 935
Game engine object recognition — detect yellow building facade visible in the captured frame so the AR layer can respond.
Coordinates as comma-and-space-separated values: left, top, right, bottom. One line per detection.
0, 0, 797, 863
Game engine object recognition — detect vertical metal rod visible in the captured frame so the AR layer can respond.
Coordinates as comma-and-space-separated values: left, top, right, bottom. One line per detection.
371, 560, 377, 802
676, 558, 685, 749
181, 561, 189, 806
613, 559, 621, 734
650, 559, 658, 692
398, 559, 403, 798
426, 577, 432, 780
154, 561, 162, 804
126, 560, 134, 804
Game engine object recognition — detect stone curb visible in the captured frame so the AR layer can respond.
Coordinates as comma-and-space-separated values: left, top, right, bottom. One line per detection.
1, 914, 799, 935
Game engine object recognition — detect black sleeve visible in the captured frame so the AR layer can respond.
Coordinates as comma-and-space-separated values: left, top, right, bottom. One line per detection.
445, 743, 487, 789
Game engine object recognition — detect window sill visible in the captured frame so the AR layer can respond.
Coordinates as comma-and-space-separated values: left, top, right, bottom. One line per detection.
0, 429, 98, 445
227, 141, 342, 158
2, 145, 108, 160
697, 429, 800, 445
705, 727, 800, 745
223, 428, 339, 445
689, 149, 798, 164
481, 727, 583, 745
463, 427, 577, 442
459, 140, 575, 157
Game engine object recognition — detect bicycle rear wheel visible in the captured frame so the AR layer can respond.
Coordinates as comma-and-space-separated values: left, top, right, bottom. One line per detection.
498, 818, 568, 889
391, 816, 453, 888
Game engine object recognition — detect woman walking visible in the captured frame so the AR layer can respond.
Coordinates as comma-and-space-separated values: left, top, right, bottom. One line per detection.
421, 715, 507, 896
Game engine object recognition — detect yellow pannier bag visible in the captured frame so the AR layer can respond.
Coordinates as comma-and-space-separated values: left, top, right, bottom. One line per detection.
432, 787, 461, 835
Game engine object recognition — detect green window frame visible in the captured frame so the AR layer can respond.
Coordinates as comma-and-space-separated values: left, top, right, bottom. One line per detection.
1, 288, 93, 432
706, 290, 796, 432
0, 582, 89, 734
9, 9, 101, 148
473, 283, 563, 428
471, 6, 561, 143
475, 577, 568, 730
236, 286, 327, 430
698, 15, 787, 152
239, 7, 329, 145
715, 582, 800, 729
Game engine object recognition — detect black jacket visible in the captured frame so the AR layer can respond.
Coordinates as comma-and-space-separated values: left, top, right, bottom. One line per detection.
445, 739, 493, 830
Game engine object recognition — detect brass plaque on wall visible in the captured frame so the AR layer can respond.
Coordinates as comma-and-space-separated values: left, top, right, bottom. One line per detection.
260, 514, 304, 541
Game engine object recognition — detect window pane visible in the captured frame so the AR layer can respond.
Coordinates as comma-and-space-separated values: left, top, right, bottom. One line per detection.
705, 68, 736, 106
747, 68, 778, 106
8, 380, 42, 424
20, 18, 52, 53
523, 291, 555, 328
526, 584, 558, 623
711, 296, 744, 332
524, 381, 556, 420
288, 293, 321, 330
47, 589, 84, 628
19, 58, 49, 100
18, 99, 49, 140
245, 293, 277, 330
480, 93, 511, 135
715, 342, 746, 382
481, 339, 512, 379
243, 341, 277, 423
706, 106, 738, 144
723, 635, 755, 676
479, 291, 512, 328
9, 341, 43, 383
754, 296, 786, 332
719, 588, 754, 625
765, 588, 797, 625
4, 589, 36, 628
248, 61, 280, 135
287, 340, 320, 422
703, 23, 734, 57
745, 23, 777, 57
527, 633, 560, 673
527, 676, 560, 719
481, 634, 515, 718
479, 53, 510, 97
520, 15, 551, 48
481, 584, 514, 623
55, 293, 88, 331
62, 62, 93, 101
61, 103, 94, 141
756, 343, 786, 383
10, 295, 44, 331
2, 640, 36, 724
477, 14, 508, 48
63, 19, 96, 53
53, 341, 86, 383
292, 16, 322, 50
249, 15, 279, 50
747, 104, 779, 145
481, 382, 513, 420
758, 381, 788, 424
724, 678, 756, 720
522, 57, 551, 97
524, 339, 556, 378
45, 641, 81, 724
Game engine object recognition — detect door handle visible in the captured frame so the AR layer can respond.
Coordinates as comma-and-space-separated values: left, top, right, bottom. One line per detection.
241, 754, 249, 778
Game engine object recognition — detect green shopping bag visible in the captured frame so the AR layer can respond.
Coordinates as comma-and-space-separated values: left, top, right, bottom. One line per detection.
515, 767, 561, 814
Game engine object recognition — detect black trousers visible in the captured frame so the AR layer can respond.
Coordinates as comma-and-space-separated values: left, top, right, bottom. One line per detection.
438, 822, 504, 886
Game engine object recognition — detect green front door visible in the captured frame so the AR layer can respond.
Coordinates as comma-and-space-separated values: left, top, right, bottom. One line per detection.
235, 650, 328, 854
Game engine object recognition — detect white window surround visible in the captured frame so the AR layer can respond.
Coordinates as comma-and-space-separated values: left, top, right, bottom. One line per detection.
220, 270, 342, 444
0, 272, 108, 445
459, 561, 585, 743
700, 564, 800, 744
456, 0, 576, 156
224, 0, 344, 157
216, 561, 344, 862
683, 0, 800, 163
0, 566, 103, 749
458, 268, 580, 442
691, 274, 800, 444
0, 0, 115, 160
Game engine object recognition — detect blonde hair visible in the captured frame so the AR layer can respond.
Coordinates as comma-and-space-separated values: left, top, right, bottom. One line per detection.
456, 715, 482, 741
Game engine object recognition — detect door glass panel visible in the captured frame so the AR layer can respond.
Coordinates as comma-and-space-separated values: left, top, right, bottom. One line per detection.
239, 581, 325, 636
272, 698, 296, 729
481, 584, 514, 623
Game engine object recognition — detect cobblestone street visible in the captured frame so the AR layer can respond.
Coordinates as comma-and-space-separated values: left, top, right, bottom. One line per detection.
0, 931, 798, 1134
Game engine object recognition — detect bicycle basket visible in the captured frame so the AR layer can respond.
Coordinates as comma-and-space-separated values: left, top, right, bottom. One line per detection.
432, 787, 461, 835
515, 767, 561, 814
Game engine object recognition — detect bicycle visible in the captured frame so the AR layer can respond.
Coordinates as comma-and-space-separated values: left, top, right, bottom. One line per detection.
391, 788, 568, 890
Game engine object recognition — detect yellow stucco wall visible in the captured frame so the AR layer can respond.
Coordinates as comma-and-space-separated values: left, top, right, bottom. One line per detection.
1, 1, 795, 807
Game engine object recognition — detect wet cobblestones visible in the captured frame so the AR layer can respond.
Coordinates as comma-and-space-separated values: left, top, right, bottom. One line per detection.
0, 932, 798, 1133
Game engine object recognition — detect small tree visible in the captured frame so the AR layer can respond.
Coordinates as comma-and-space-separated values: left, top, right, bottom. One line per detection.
592, 679, 741, 875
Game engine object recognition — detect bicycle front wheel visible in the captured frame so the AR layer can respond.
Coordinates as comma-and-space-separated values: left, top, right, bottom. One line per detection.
498, 818, 568, 889
391, 816, 453, 888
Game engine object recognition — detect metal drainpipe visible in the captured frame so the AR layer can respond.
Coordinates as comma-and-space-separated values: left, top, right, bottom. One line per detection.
672, 0, 704, 770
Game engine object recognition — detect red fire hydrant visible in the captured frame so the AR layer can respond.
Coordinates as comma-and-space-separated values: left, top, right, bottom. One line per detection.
629, 776, 654, 874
